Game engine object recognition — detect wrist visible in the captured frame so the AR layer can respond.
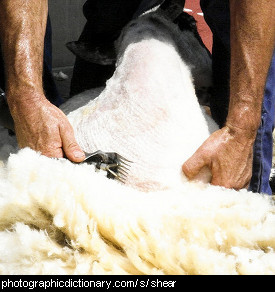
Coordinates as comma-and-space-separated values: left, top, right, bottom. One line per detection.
226, 92, 262, 137
6, 88, 46, 114
225, 122, 258, 147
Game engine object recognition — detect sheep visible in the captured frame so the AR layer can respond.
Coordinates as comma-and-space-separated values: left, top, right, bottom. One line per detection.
0, 6, 275, 275
61, 7, 217, 191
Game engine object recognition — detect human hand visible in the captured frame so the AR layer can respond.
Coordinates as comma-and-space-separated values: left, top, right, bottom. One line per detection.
8, 93, 85, 162
182, 125, 255, 190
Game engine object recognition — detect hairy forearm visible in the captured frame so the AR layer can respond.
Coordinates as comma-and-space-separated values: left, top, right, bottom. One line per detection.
227, 0, 275, 139
0, 0, 84, 161
0, 0, 48, 106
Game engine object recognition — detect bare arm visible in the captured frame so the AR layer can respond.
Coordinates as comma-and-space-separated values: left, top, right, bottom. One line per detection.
182, 0, 275, 189
228, 0, 275, 135
0, 0, 84, 161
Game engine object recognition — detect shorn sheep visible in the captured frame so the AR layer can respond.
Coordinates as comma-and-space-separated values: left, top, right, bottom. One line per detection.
0, 6, 275, 275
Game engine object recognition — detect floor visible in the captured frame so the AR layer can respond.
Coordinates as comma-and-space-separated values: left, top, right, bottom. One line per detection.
53, 67, 74, 101
184, 0, 212, 52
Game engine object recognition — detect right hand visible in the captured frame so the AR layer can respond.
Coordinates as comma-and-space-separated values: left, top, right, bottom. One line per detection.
182, 125, 255, 190
8, 93, 85, 162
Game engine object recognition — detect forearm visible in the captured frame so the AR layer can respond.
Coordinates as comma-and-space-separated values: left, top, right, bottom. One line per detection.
226, 0, 275, 139
0, 0, 48, 109
0, 0, 84, 160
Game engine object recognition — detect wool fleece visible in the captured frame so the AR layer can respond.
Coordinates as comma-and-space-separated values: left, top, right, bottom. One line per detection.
0, 8, 275, 275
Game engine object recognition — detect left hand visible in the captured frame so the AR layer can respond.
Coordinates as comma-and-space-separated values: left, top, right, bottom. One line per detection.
8, 92, 85, 162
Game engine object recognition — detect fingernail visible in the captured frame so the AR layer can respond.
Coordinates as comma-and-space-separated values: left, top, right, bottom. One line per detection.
73, 150, 85, 158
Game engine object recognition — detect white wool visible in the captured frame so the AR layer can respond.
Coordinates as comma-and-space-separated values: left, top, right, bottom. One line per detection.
0, 11, 275, 275
0, 148, 275, 275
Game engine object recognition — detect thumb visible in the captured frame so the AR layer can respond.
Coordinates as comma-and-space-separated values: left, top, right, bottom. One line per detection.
60, 125, 85, 162
182, 152, 208, 180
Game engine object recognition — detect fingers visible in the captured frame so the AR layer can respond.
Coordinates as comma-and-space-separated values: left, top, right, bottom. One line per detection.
182, 151, 209, 180
60, 123, 85, 163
